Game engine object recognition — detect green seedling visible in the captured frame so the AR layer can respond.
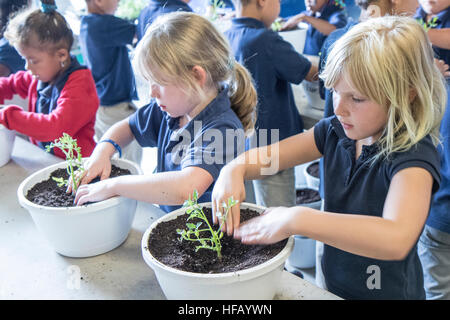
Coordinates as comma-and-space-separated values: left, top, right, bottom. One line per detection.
176, 190, 238, 259
208, 0, 225, 21
45, 133, 84, 192
271, 18, 284, 32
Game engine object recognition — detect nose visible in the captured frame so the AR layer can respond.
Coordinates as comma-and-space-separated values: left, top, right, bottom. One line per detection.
332, 91, 347, 117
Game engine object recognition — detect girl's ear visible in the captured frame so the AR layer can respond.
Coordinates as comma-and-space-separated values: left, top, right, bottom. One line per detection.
191, 65, 208, 87
56, 48, 69, 64
256, 0, 267, 8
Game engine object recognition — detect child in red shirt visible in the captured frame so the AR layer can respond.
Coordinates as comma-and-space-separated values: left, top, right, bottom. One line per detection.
0, 0, 98, 159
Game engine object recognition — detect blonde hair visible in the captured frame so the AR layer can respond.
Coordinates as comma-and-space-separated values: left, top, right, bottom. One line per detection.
134, 11, 257, 133
320, 16, 447, 161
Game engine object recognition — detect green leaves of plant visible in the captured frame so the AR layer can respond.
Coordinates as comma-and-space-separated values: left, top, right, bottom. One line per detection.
177, 190, 238, 259
45, 133, 84, 193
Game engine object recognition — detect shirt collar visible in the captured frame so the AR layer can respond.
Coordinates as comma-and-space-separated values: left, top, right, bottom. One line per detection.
37, 55, 81, 97
330, 116, 379, 159
165, 85, 231, 130
415, 6, 449, 25
231, 17, 266, 29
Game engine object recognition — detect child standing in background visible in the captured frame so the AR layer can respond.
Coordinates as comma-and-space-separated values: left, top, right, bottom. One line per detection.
136, 0, 192, 42
212, 16, 446, 299
282, 0, 347, 56
0, 0, 29, 77
80, 0, 142, 165
72, 12, 257, 214
225, 0, 317, 208
415, 0, 450, 66
0, 0, 98, 159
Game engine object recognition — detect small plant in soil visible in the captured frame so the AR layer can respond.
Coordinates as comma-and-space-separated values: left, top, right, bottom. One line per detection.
176, 190, 238, 260
45, 133, 84, 192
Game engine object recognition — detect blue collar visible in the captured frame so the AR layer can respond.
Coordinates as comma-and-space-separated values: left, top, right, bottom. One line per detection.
37, 55, 85, 98
416, 6, 449, 26
165, 85, 231, 130
231, 17, 266, 29
330, 116, 379, 160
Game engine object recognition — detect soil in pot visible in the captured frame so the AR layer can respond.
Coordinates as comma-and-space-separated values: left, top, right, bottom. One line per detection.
296, 188, 321, 205
147, 207, 287, 274
25, 165, 131, 207
306, 162, 319, 178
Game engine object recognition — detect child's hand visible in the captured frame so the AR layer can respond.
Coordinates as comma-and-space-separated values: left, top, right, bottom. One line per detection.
434, 58, 450, 78
234, 207, 296, 244
211, 165, 246, 236
74, 179, 116, 206
66, 153, 112, 194
280, 14, 306, 31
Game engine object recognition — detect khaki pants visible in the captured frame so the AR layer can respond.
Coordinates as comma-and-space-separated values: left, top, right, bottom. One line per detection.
95, 102, 143, 166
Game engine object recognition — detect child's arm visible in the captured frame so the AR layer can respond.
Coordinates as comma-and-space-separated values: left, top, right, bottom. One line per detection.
0, 71, 32, 104
0, 70, 97, 141
235, 166, 433, 261
74, 165, 214, 206
299, 15, 338, 35
212, 128, 322, 235
427, 28, 450, 50
281, 14, 337, 35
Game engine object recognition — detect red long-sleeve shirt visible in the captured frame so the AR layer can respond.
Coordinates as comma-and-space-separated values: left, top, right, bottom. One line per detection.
0, 70, 98, 159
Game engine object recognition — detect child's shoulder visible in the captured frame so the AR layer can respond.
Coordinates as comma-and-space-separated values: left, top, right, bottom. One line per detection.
82, 13, 129, 26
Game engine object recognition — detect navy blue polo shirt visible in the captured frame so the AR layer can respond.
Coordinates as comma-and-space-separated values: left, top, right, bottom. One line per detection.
137, 0, 192, 41
0, 38, 25, 74
80, 14, 137, 106
303, 1, 347, 56
225, 17, 311, 147
415, 6, 450, 66
427, 84, 450, 233
318, 20, 358, 117
129, 86, 244, 213
314, 116, 441, 299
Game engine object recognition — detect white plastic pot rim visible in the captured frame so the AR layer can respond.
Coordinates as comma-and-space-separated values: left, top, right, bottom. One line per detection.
142, 202, 294, 283
17, 158, 142, 215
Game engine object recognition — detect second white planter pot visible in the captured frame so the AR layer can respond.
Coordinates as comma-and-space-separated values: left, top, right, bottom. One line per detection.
17, 158, 141, 258
0, 124, 16, 167
142, 202, 294, 300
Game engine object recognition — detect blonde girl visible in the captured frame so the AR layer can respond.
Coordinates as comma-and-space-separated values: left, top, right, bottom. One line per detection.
73, 12, 257, 214
212, 16, 446, 299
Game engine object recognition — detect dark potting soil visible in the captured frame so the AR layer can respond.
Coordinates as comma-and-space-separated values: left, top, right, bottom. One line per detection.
296, 188, 321, 204
147, 207, 288, 274
25, 165, 131, 207
306, 162, 319, 178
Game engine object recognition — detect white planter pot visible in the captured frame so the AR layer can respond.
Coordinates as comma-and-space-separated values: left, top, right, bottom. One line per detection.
302, 80, 325, 111
0, 124, 16, 167
304, 161, 320, 190
279, 25, 307, 54
142, 202, 294, 300
17, 158, 141, 258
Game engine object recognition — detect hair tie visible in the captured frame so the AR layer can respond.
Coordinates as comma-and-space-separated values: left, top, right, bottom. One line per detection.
40, 3, 58, 13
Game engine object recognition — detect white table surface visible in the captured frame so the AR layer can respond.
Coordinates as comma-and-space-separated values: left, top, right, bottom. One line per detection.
0, 137, 340, 300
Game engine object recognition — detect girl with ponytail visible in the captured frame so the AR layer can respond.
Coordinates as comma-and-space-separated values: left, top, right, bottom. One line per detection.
73, 12, 258, 214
